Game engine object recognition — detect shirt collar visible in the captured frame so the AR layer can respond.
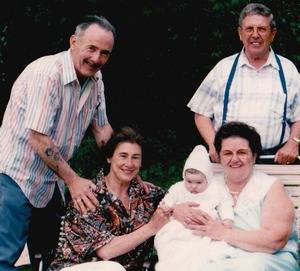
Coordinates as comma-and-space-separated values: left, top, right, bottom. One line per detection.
62, 49, 102, 85
238, 47, 279, 71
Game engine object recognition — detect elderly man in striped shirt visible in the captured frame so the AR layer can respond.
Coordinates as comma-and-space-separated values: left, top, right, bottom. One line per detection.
187, 3, 300, 165
0, 15, 115, 270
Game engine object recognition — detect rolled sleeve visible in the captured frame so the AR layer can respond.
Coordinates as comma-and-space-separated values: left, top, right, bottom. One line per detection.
187, 65, 220, 118
288, 72, 300, 123
161, 184, 180, 207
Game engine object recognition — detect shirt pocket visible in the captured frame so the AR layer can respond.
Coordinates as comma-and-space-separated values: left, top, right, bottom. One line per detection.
81, 94, 101, 132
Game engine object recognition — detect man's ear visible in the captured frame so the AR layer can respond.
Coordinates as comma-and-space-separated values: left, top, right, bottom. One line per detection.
238, 26, 242, 41
271, 27, 277, 42
69, 35, 77, 48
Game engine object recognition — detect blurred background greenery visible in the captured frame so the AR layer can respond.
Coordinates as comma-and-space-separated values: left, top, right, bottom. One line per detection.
1, 0, 300, 188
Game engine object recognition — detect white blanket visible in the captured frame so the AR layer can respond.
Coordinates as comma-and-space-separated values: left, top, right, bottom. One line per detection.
154, 220, 238, 271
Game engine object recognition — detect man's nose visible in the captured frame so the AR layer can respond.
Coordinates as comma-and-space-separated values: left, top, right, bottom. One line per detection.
252, 28, 259, 37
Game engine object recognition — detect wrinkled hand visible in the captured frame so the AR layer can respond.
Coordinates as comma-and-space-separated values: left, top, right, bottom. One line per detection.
222, 219, 234, 228
274, 140, 299, 164
186, 219, 229, 241
148, 207, 170, 235
68, 176, 99, 214
158, 201, 174, 216
208, 144, 220, 163
172, 202, 203, 225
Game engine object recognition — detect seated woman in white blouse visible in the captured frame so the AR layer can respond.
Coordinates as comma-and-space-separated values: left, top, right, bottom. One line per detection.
174, 121, 298, 271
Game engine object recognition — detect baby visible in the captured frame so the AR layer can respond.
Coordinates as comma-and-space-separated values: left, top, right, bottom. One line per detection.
154, 145, 237, 271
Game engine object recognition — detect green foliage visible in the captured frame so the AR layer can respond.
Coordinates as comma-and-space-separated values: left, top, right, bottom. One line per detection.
140, 160, 184, 189
2, 0, 300, 190
70, 133, 105, 179
139, 128, 191, 189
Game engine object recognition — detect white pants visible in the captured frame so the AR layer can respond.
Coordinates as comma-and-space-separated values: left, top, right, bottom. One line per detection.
61, 261, 126, 271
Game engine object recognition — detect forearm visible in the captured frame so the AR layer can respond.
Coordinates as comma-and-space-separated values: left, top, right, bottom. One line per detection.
96, 223, 155, 260
288, 120, 300, 141
194, 113, 219, 162
228, 181, 294, 253
223, 227, 289, 253
275, 121, 300, 163
92, 122, 113, 148
28, 130, 77, 185
290, 120, 300, 136
194, 113, 215, 146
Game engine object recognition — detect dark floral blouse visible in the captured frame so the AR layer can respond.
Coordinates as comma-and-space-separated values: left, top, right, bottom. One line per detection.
48, 170, 165, 271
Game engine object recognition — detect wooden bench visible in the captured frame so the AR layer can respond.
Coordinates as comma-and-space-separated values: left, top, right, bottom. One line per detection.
17, 163, 300, 268
211, 163, 300, 238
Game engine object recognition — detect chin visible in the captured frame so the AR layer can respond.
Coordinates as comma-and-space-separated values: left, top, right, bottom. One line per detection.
80, 64, 98, 76
249, 49, 267, 57
122, 174, 136, 182
84, 70, 97, 77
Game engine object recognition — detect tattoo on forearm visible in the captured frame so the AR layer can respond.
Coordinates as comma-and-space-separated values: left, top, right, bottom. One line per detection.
45, 147, 61, 172
45, 148, 54, 157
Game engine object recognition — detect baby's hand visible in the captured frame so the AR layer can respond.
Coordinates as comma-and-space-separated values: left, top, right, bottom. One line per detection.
158, 201, 174, 215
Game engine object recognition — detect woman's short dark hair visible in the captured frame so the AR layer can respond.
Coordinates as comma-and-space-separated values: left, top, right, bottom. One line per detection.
103, 126, 144, 159
214, 121, 262, 158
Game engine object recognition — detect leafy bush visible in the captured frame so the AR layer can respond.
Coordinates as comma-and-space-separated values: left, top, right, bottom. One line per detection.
70, 135, 105, 179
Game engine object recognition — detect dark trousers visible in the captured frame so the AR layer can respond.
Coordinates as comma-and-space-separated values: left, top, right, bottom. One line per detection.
27, 184, 65, 271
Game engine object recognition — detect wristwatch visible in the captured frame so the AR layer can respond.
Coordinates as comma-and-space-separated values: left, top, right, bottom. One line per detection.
292, 137, 300, 145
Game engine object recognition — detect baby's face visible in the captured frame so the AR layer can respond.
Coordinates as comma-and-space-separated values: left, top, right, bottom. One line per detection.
184, 172, 208, 194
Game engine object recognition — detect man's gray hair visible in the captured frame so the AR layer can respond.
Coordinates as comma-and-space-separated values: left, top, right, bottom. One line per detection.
75, 15, 116, 39
239, 3, 276, 29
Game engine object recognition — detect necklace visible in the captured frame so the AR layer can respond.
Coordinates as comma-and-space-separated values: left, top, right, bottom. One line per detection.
228, 190, 240, 195
225, 176, 243, 201
228, 190, 241, 201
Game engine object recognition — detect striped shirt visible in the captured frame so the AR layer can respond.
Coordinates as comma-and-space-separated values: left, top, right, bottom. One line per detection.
0, 50, 109, 207
187, 49, 300, 150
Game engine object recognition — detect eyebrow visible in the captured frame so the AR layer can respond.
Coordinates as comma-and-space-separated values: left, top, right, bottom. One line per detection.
118, 152, 141, 156
100, 49, 111, 55
221, 148, 250, 152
